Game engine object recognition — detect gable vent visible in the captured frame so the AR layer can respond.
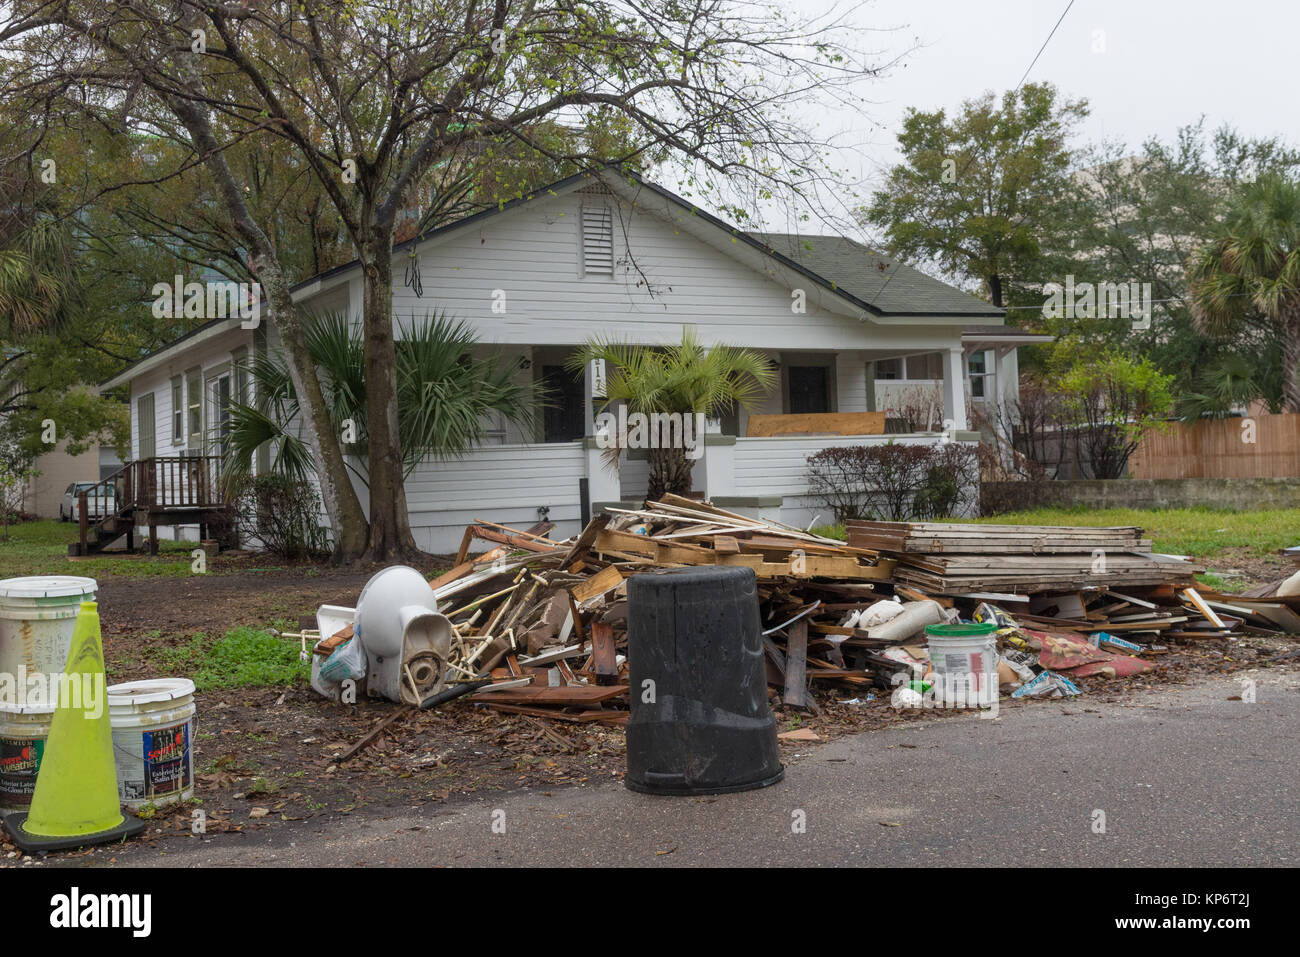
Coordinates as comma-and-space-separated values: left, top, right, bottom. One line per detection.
581, 203, 614, 277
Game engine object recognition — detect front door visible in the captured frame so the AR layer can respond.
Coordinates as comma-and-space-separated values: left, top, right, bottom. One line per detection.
542, 365, 586, 442
787, 365, 830, 414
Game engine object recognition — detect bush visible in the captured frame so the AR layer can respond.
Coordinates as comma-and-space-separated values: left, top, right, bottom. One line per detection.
231, 474, 329, 560
807, 442, 979, 523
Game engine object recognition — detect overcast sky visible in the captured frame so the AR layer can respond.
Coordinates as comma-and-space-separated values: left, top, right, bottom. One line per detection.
748, 0, 1299, 236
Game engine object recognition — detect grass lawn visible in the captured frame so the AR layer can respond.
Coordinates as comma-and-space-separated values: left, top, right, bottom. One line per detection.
958, 507, 1300, 560
815, 507, 1298, 559
119, 626, 309, 692
0, 518, 199, 580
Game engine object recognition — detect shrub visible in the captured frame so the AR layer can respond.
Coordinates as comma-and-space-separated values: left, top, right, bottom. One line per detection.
231, 474, 329, 560
807, 442, 978, 523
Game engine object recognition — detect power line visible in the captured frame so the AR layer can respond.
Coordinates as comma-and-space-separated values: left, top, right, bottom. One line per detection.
864, 0, 1077, 307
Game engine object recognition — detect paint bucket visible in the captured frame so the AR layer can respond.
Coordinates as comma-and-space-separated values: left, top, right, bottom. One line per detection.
107, 678, 196, 809
0, 701, 55, 809
925, 623, 999, 709
0, 577, 98, 705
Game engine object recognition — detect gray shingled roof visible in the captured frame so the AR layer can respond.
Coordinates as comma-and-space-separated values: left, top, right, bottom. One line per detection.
746, 232, 1003, 318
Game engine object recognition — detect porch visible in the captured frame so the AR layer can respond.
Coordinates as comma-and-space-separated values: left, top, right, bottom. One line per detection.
69, 456, 232, 556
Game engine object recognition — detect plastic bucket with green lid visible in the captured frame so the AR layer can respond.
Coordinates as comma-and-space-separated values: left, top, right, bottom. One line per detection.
924, 622, 998, 708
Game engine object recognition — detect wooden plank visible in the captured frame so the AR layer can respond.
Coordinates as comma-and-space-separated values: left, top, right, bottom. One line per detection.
1182, 587, 1227, 630
570, 564, 624, 604
590, 621, 619, 684
470, 684, 628, 706
746, 411, 885, 437
562, 514, 610, 568
783, 619, 812, 709
713, 535, 741, 554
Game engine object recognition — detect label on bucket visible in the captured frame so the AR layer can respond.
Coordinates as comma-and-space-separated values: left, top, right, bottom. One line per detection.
115, 719, 193, 804
144, 722, 190, 798
0, 736, 44, 799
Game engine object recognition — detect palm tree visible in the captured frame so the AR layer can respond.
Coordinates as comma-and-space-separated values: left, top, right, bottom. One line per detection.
221, 310, 544, 494
0, 194, 81, 337
568, 329, 776, 500
1188, 175, 1300, 412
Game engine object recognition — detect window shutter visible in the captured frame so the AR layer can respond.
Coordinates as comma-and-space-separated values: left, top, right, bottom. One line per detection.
581, 204, 614, 276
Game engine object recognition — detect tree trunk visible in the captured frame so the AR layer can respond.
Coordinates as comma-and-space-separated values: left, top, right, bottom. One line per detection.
163, 88, 369, 561
359, 231, 420, 561
647, 446, 694, 501
988, 274, 1004, 308
262, 272, 370, 561
1283, 304, 1300, 413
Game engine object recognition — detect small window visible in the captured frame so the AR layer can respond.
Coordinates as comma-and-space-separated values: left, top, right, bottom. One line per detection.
874, 358, 902, 380
186, 368, 202, 448
170, 376, 183, 444
581, 203, 614, 277
906, 353, 943, 380
969, 350, 991, 399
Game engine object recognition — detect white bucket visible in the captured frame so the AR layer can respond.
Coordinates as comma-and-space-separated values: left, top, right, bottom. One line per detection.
925, 624, 999, 709
0, 576, 98, 705
0, 701, 55, 809
107, 678, 196, 809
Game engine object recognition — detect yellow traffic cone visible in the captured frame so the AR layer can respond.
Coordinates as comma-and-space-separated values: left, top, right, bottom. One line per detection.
2, 601, 144, 851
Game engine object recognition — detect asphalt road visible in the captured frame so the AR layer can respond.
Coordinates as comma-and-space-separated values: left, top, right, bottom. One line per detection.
107, 666, 1298, 867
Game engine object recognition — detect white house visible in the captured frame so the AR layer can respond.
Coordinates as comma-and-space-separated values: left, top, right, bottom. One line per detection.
98, 168, 1048, 552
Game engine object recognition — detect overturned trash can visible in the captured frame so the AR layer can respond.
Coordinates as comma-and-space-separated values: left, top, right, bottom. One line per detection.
626, 565, 784, 795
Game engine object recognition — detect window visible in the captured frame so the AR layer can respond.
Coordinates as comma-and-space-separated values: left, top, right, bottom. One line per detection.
874, 358, 902, 380
210, 373, 232, 455
170, 376, 183, 444
137, 393, 156, 459
185, 368, 202, 449
232, 347, 249, 404
905, 353, 943, 380
968, 350, 991, 399
787, 365, 831, 414
581, 203, 614, 277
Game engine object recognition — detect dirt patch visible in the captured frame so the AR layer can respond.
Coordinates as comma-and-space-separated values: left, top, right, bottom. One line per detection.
1197, 547, 1293, 592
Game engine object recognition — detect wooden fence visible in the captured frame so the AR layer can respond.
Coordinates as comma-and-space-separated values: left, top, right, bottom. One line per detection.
1129, 414, 1300, 479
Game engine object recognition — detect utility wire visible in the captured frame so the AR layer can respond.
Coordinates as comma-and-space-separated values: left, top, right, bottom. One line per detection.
864, 0, 1078, 308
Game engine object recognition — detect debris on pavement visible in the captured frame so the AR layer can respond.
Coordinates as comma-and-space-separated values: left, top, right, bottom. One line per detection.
303, 497, 1300, 732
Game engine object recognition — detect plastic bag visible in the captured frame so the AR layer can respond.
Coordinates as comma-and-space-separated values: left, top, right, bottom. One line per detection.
319, 635, 367, 683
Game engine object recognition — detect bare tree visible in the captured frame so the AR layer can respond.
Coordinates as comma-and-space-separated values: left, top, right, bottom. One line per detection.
4, 0, 888, 560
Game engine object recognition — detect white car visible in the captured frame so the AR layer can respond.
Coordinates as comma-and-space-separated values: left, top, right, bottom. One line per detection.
60, 482, 115, 522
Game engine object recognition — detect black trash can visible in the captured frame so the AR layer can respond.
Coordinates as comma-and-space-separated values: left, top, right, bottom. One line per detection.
625, 564, 784, 795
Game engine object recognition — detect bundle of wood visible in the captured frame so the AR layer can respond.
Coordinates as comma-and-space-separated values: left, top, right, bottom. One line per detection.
846, 520, 1200, 594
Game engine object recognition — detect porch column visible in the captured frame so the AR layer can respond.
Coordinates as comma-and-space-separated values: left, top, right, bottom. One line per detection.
583, 359, 621, 506
701, 433, 736, 498
941, 346, 968, 432
995, 346, 1014, 441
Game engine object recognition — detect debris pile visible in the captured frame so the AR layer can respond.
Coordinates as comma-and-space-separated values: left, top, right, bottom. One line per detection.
310, 497, 1299, 730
